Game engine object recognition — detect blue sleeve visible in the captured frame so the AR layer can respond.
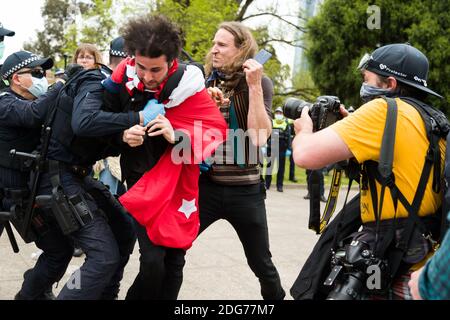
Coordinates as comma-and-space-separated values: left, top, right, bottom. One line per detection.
71, 78, 140, 137
0, 82, 64, 128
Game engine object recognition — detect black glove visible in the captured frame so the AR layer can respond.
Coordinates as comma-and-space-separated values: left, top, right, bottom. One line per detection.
63, 63, 84, 82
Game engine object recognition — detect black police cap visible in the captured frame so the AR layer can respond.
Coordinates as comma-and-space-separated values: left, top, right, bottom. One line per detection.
1, 51, 53, 79
362, 43, 442, 99
0, 22, 15, 37
109, 36, 127, 58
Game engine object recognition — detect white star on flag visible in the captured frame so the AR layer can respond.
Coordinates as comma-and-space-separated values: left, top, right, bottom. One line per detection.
178, 199, 197, 219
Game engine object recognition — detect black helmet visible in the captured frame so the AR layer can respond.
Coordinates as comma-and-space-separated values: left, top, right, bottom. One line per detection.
358, 43, 442, 99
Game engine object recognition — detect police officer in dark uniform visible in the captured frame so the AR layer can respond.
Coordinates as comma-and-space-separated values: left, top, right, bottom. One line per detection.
29, 52, 159, 299
0, 51, 68, 300
0, 22, 15, 90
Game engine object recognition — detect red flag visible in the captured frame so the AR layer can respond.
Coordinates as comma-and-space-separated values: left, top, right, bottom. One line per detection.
119, 88, 227, 250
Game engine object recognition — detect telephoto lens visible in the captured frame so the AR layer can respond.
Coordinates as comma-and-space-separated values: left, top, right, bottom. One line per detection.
282, 98, 313, 120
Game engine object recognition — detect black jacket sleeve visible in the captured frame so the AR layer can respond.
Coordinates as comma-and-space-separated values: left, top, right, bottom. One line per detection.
0, 82, 64, 128
71, 78, 140, 137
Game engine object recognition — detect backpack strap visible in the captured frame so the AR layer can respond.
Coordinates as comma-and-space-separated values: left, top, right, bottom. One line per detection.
371, 97, 399, 254
364, 97, 441, 280
158, 63, 186, 103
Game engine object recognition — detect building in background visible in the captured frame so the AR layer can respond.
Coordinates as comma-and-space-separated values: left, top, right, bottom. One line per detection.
292, 0, 323, 76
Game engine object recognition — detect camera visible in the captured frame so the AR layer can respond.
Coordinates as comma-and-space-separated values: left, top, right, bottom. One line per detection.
283, 96, 343, 131
324, 240, 389, 300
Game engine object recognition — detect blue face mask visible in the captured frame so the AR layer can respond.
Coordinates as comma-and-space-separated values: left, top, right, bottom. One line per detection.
0, 42, 5, 60
360, 82, 397, 103
28, 76, 49, 98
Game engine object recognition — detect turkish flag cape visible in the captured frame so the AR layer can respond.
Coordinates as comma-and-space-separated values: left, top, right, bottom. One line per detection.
119, 89, 227, 250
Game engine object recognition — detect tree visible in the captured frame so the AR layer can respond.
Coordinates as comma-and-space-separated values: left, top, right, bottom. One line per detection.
120, 0, 303, 108
23, 0, 77, 64
25, 0, 114, 67
306, 0, 450, 112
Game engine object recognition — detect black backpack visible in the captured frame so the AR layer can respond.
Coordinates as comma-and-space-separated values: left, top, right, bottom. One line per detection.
363, 97, 450, 279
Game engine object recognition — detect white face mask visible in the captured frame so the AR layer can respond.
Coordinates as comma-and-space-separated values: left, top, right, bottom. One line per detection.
28, 76, 49, 98
0, 42, 5, 60
275, 114, 284, 120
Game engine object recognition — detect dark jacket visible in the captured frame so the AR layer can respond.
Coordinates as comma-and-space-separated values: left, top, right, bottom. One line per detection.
47, 69, 140, 166
103, 80, 168, 187
0, 82, 64, 170
290, 194, 362, 300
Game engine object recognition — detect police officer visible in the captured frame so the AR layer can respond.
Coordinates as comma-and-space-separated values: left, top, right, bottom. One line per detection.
0, 51, 68, 300
265, 107, 291, 192
109, 36, 128, 71
30, 47, 160, 299
0, 22, 15, 90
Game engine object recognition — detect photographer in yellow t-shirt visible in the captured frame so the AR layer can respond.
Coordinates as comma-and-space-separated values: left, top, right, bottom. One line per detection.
292, 43, 445, 300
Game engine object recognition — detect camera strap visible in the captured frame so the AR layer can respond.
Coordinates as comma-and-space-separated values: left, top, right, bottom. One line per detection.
318, 163, 345, 233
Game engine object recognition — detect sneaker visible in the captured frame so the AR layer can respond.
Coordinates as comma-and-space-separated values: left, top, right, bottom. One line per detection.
320, 195, 327, 202
289, 178, 298, 183
303, 193, 310, 200
277, 186, 283, 192
73, 247, 84, 257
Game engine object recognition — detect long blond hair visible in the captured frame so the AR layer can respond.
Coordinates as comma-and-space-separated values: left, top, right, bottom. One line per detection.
72, 43, 103, 69
205, 21, 258, 77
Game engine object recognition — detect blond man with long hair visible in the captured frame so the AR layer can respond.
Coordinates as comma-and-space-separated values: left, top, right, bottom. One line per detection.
182, 21, 286, 300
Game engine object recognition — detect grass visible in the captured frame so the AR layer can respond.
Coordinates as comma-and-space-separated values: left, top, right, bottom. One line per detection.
262, 158, 351, 186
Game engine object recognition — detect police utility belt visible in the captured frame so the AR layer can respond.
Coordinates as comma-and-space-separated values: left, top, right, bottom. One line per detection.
46, 160, 94, 235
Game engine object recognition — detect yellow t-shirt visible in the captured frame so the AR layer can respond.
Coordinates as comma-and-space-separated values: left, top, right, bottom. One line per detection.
332, 98, 445, 223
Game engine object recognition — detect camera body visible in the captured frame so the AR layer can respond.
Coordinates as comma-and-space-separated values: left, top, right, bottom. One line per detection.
283, 96, 343, 131
324, 240, 389, 300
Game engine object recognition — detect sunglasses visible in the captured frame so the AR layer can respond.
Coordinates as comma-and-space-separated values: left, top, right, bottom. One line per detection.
16, 69, 46, 79
357, 53, 371, 70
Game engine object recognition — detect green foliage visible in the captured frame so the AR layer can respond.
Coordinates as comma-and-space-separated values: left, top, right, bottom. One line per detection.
148, 0, 291, 107
25, 0, 114, 68
23, 0, 74, 64
306, 0, 450, 112
154, 0, 239, 62
62, 0, 115, 63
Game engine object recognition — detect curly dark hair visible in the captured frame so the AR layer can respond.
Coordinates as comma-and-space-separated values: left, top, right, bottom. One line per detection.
121, 14, 182, 62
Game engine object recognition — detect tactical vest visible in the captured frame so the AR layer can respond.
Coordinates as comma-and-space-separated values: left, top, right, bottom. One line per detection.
48, 69, 117, 166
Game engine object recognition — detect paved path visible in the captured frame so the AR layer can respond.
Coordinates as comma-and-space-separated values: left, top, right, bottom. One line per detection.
0, 186, 358, 300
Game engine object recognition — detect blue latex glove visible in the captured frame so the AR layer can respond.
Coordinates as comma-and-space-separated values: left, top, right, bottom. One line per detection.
142, 99, 165, 126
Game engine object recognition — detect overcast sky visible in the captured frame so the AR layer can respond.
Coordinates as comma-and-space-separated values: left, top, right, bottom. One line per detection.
0, 0, 300, 71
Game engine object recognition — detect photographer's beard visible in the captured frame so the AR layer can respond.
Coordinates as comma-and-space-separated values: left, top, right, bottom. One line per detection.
360, 82, 399, 103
